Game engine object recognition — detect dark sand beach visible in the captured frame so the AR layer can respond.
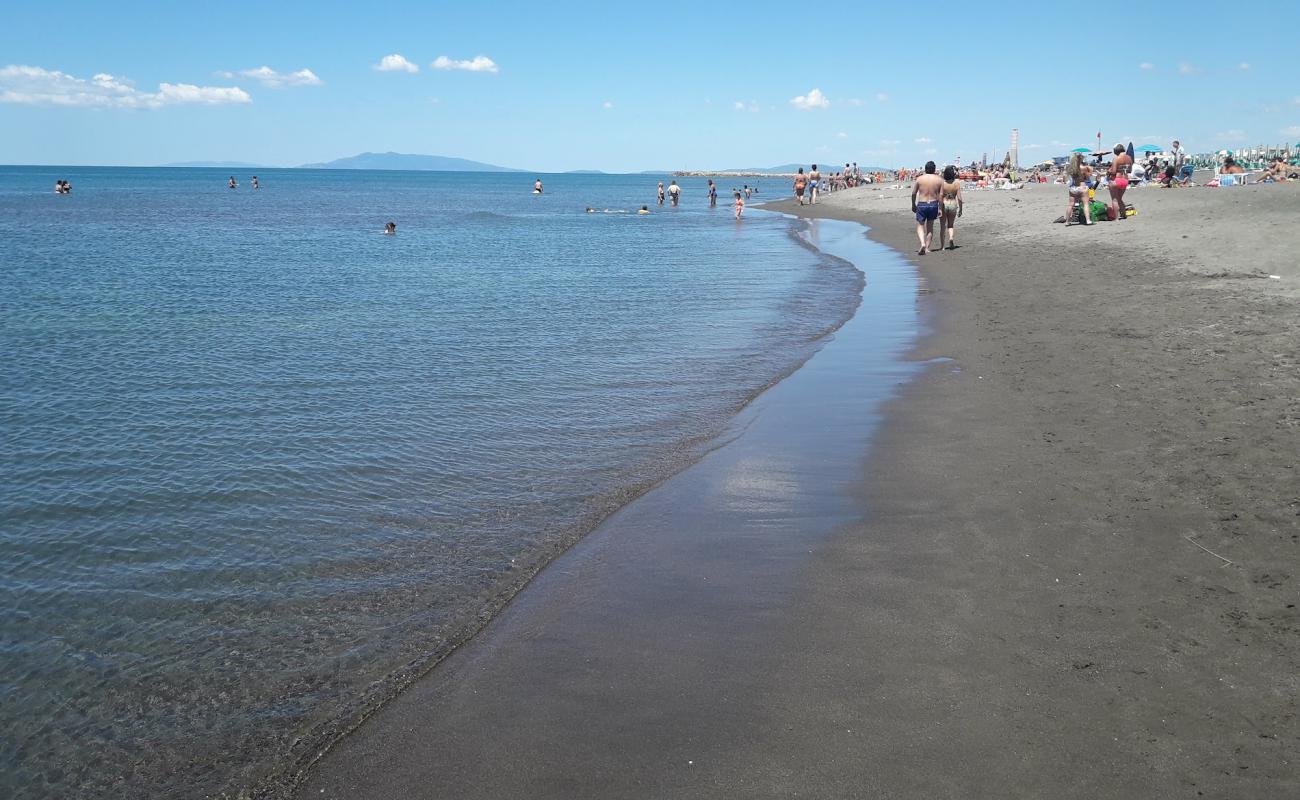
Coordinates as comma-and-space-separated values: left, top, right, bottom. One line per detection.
296, 183, 1299, 798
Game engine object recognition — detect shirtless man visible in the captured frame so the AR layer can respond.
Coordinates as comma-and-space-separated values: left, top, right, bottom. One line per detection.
668, 179, 681, 206
910, 160, 943, 255
808, 163, 821, 204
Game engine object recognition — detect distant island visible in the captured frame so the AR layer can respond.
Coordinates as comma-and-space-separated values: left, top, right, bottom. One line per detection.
670, 163, 890, 178
297, 152, 525, 172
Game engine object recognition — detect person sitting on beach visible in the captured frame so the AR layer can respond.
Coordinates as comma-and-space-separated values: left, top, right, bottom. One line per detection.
939, 165, 963, 251
911, 161, 943, 255
1108, 144, 1132, 220
793, 168, 807, 206
1221, 157, 1244, 175
1065, 154, 1094, 226
733, 190, 744, 220
384, 221, 396, 234
1260, 157, 1288, 182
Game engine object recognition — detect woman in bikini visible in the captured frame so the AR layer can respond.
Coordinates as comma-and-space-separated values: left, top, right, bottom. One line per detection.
939, 165, 963, 250
1064, 154, 1093, 226
733, 190, 744, 220
793, 168, 807, 205
1107, 144, 1132, 220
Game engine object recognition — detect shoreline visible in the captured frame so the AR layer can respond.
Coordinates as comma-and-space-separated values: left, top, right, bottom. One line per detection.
289, 179, 1300, 796
291, 219, 928, 798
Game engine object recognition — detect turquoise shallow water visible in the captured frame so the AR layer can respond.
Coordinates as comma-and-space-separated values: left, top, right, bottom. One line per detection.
0, 167, 863, 798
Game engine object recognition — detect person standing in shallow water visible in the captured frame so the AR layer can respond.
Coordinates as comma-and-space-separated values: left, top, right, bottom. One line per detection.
668, 180, 680, 207
910, 160, 943, 255
733, 190, 744, 220
228, 176, 238, 189
657, 182, 665, 206
707, 179, 717, 207
534, 178, 543, 193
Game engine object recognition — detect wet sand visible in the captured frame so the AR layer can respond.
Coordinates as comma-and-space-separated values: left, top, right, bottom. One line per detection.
295, 183, 1299, 798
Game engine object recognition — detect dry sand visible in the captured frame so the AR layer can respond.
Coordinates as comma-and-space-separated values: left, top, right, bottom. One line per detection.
293, 181, 1299, 799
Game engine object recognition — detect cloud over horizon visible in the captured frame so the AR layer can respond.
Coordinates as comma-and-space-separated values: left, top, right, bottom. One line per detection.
219, 66, 321, 88
0, 65, 251, 108
790, 88, 829, 110
432, 55, 499, 73
375, 54, 419, 73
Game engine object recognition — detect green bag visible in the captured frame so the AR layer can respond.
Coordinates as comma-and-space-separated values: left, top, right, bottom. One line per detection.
1078, 199, 1108, 223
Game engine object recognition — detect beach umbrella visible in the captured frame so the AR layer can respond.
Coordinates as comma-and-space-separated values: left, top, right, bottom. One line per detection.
1127, 141, 1135, 159
1135, 144, 1161, 153
1071, 147, 1091, 153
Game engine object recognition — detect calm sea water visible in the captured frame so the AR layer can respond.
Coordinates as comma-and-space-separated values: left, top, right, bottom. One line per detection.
0, 167, 861, 798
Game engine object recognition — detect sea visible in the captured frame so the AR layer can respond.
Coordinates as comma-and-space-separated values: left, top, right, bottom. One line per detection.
0, 167, 864, 798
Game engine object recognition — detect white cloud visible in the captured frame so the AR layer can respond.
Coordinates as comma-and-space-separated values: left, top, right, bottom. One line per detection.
1237, 62, 1250, 70
846, 97, 863, 106
1178, 62, 1198, 75
875, 92, 889, 102
733, 99, 759, 112
790, 88, 829, 110
1139, 62, 1155, 70
432, 55, 498, 73
1283, 126, 1300, 139
1216, 129, 1247, 142
221, 66, 320, 88
914, 137, 931, 144
602, 100, 614, 109
879, 139, 900, 146
0, 65, 250, 108
836, 131, 848, 139
375, 54, 418, 73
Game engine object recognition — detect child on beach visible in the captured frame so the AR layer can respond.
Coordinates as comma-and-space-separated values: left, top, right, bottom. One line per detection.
733, 191, 744, 220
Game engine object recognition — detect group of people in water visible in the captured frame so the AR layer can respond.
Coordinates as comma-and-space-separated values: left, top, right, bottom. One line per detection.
228, 176, 260, 189
53, 179, 72, 194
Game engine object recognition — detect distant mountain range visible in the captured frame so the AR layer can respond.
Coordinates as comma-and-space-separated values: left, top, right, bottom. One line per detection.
297, 151, 525, 172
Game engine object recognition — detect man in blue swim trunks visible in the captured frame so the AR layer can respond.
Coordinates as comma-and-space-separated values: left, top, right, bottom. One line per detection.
911, 160, 943, 255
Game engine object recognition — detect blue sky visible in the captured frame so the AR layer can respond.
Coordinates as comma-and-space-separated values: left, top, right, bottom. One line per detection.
3, 0, 1298, 171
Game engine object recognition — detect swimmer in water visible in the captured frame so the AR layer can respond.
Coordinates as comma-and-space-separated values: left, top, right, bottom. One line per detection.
638, 205, 651, 214
734, 190, 744, 220
228, 176, 238, 189
534, 178, 543, 193
707, 179, 717, 207
384, 222, 396, 235
252, 175, 259, 190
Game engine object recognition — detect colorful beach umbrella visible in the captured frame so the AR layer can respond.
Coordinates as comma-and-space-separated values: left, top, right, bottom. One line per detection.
1135, 144, 1161, 152
1071, 147, 1091, 153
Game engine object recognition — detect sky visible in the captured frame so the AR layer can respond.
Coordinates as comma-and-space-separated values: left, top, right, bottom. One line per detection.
3, 0, 1299, 172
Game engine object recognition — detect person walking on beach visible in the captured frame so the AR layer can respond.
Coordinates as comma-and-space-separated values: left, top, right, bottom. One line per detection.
1065, 154, 1093, 226
793, 168, 807, 205
808, 164, 821, 204
1107, 144, 1132, 220
910, 161, 943, 255
668, 180, 681, 207
939, 165, 963, 250
733, 190, 744, 220
657, 182, 665, 206
707, 179, 717, 207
